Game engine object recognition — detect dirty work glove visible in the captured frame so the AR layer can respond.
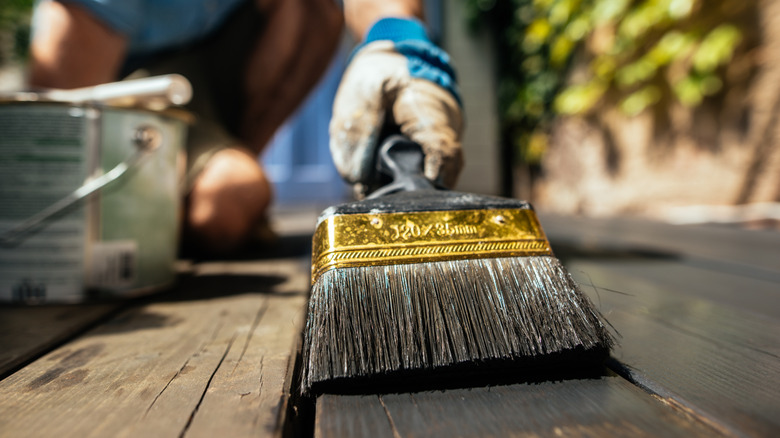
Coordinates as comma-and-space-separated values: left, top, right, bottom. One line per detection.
330, 17, 464, 197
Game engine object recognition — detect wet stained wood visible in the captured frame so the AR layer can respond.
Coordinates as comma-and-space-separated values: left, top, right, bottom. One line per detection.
316, 373, 726, 438
0, 259, 309, 438
570, 263, 780, 437
540, 213, 780, 437
538, 213, 780, 274
314, 216, 779, 437
572, 258, 780, 320
541, 214, 780, 320
0, 304, 121, 377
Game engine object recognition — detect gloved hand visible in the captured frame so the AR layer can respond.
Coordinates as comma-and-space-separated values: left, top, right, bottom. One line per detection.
330, 17, 464, 197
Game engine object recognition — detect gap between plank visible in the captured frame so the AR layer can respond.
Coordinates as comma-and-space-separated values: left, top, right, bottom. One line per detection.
378, 396, 403, 438
146, 356, 196, 415
607, 358, 740, 438
148, 319, 228, 414
179, 331, 238, 438
232, 300, 270, 376
652, 394, 740, 438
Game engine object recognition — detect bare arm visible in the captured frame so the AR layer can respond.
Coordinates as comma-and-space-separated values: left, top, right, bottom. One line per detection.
343, 0, 424, 40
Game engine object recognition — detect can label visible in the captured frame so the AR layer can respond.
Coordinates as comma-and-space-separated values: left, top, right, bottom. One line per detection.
0, 105, 89, 302
88, 240, 138, 289
0, 104, 185, 303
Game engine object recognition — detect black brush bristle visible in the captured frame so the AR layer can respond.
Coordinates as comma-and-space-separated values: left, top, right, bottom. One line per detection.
301, 255, 613, 394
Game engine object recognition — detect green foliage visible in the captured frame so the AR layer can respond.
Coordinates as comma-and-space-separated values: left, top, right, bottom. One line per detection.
0, 0, 33, 30
463, 0, 744, 164
0, 0, 34, 63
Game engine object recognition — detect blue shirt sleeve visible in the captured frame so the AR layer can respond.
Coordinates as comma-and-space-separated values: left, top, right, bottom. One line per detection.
56, 0, 245, 55
58, 0, 144, 37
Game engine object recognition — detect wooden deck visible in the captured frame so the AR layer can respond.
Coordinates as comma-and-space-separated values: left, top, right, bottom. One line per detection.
1, 210, 778, 437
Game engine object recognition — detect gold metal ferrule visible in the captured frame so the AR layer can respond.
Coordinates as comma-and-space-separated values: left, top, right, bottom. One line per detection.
311, 208, 553, 284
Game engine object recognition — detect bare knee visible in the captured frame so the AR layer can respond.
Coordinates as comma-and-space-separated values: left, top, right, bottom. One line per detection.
185, 147, 272, 255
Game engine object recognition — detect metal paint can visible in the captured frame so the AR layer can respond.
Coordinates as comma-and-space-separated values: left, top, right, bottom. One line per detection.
0, 101, 189, 303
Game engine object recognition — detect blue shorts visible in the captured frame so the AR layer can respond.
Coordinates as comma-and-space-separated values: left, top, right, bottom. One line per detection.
53, 0, 246, 56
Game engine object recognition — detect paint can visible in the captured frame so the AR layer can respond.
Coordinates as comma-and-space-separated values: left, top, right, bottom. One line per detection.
0, 76, 192, 303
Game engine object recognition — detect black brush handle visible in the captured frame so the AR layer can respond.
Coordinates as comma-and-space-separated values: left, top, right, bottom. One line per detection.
367, 135, 436, 199
322, 135, 531, 217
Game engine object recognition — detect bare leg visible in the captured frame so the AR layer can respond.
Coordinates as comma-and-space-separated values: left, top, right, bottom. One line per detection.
29, 1, 127, 88
185, 0, 344, 254
240, 0, 344, 152
29, 0, 344, 256
185, 147, 273, 254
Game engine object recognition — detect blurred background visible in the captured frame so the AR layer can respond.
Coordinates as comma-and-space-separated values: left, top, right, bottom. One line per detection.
2, 0, 779, 227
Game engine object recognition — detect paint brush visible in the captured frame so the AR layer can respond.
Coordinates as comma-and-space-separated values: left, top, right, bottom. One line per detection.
301, 135, 612, 394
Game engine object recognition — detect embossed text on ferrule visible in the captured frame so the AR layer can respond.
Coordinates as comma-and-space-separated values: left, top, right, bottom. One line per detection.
388, 221, 479, 240
311, 208, 554, 283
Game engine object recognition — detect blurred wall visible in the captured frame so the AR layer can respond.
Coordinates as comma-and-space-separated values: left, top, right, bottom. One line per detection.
534, 0, 780, 220
442, 1, 501, 195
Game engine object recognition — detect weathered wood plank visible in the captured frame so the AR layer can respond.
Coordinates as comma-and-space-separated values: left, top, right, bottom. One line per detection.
316, 373, 726, 438
0, 259, 308, 438
0, 303, 121, 377
569, 259, 780, 437
182, 268, 307, 438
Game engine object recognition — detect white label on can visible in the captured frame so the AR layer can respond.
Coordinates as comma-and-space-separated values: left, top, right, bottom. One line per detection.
0, 219, 87, 303
0, 105, 89, 302
89, 240, 138, 289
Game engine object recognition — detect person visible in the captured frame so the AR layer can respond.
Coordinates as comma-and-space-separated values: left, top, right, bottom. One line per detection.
29, 0, 463, 255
